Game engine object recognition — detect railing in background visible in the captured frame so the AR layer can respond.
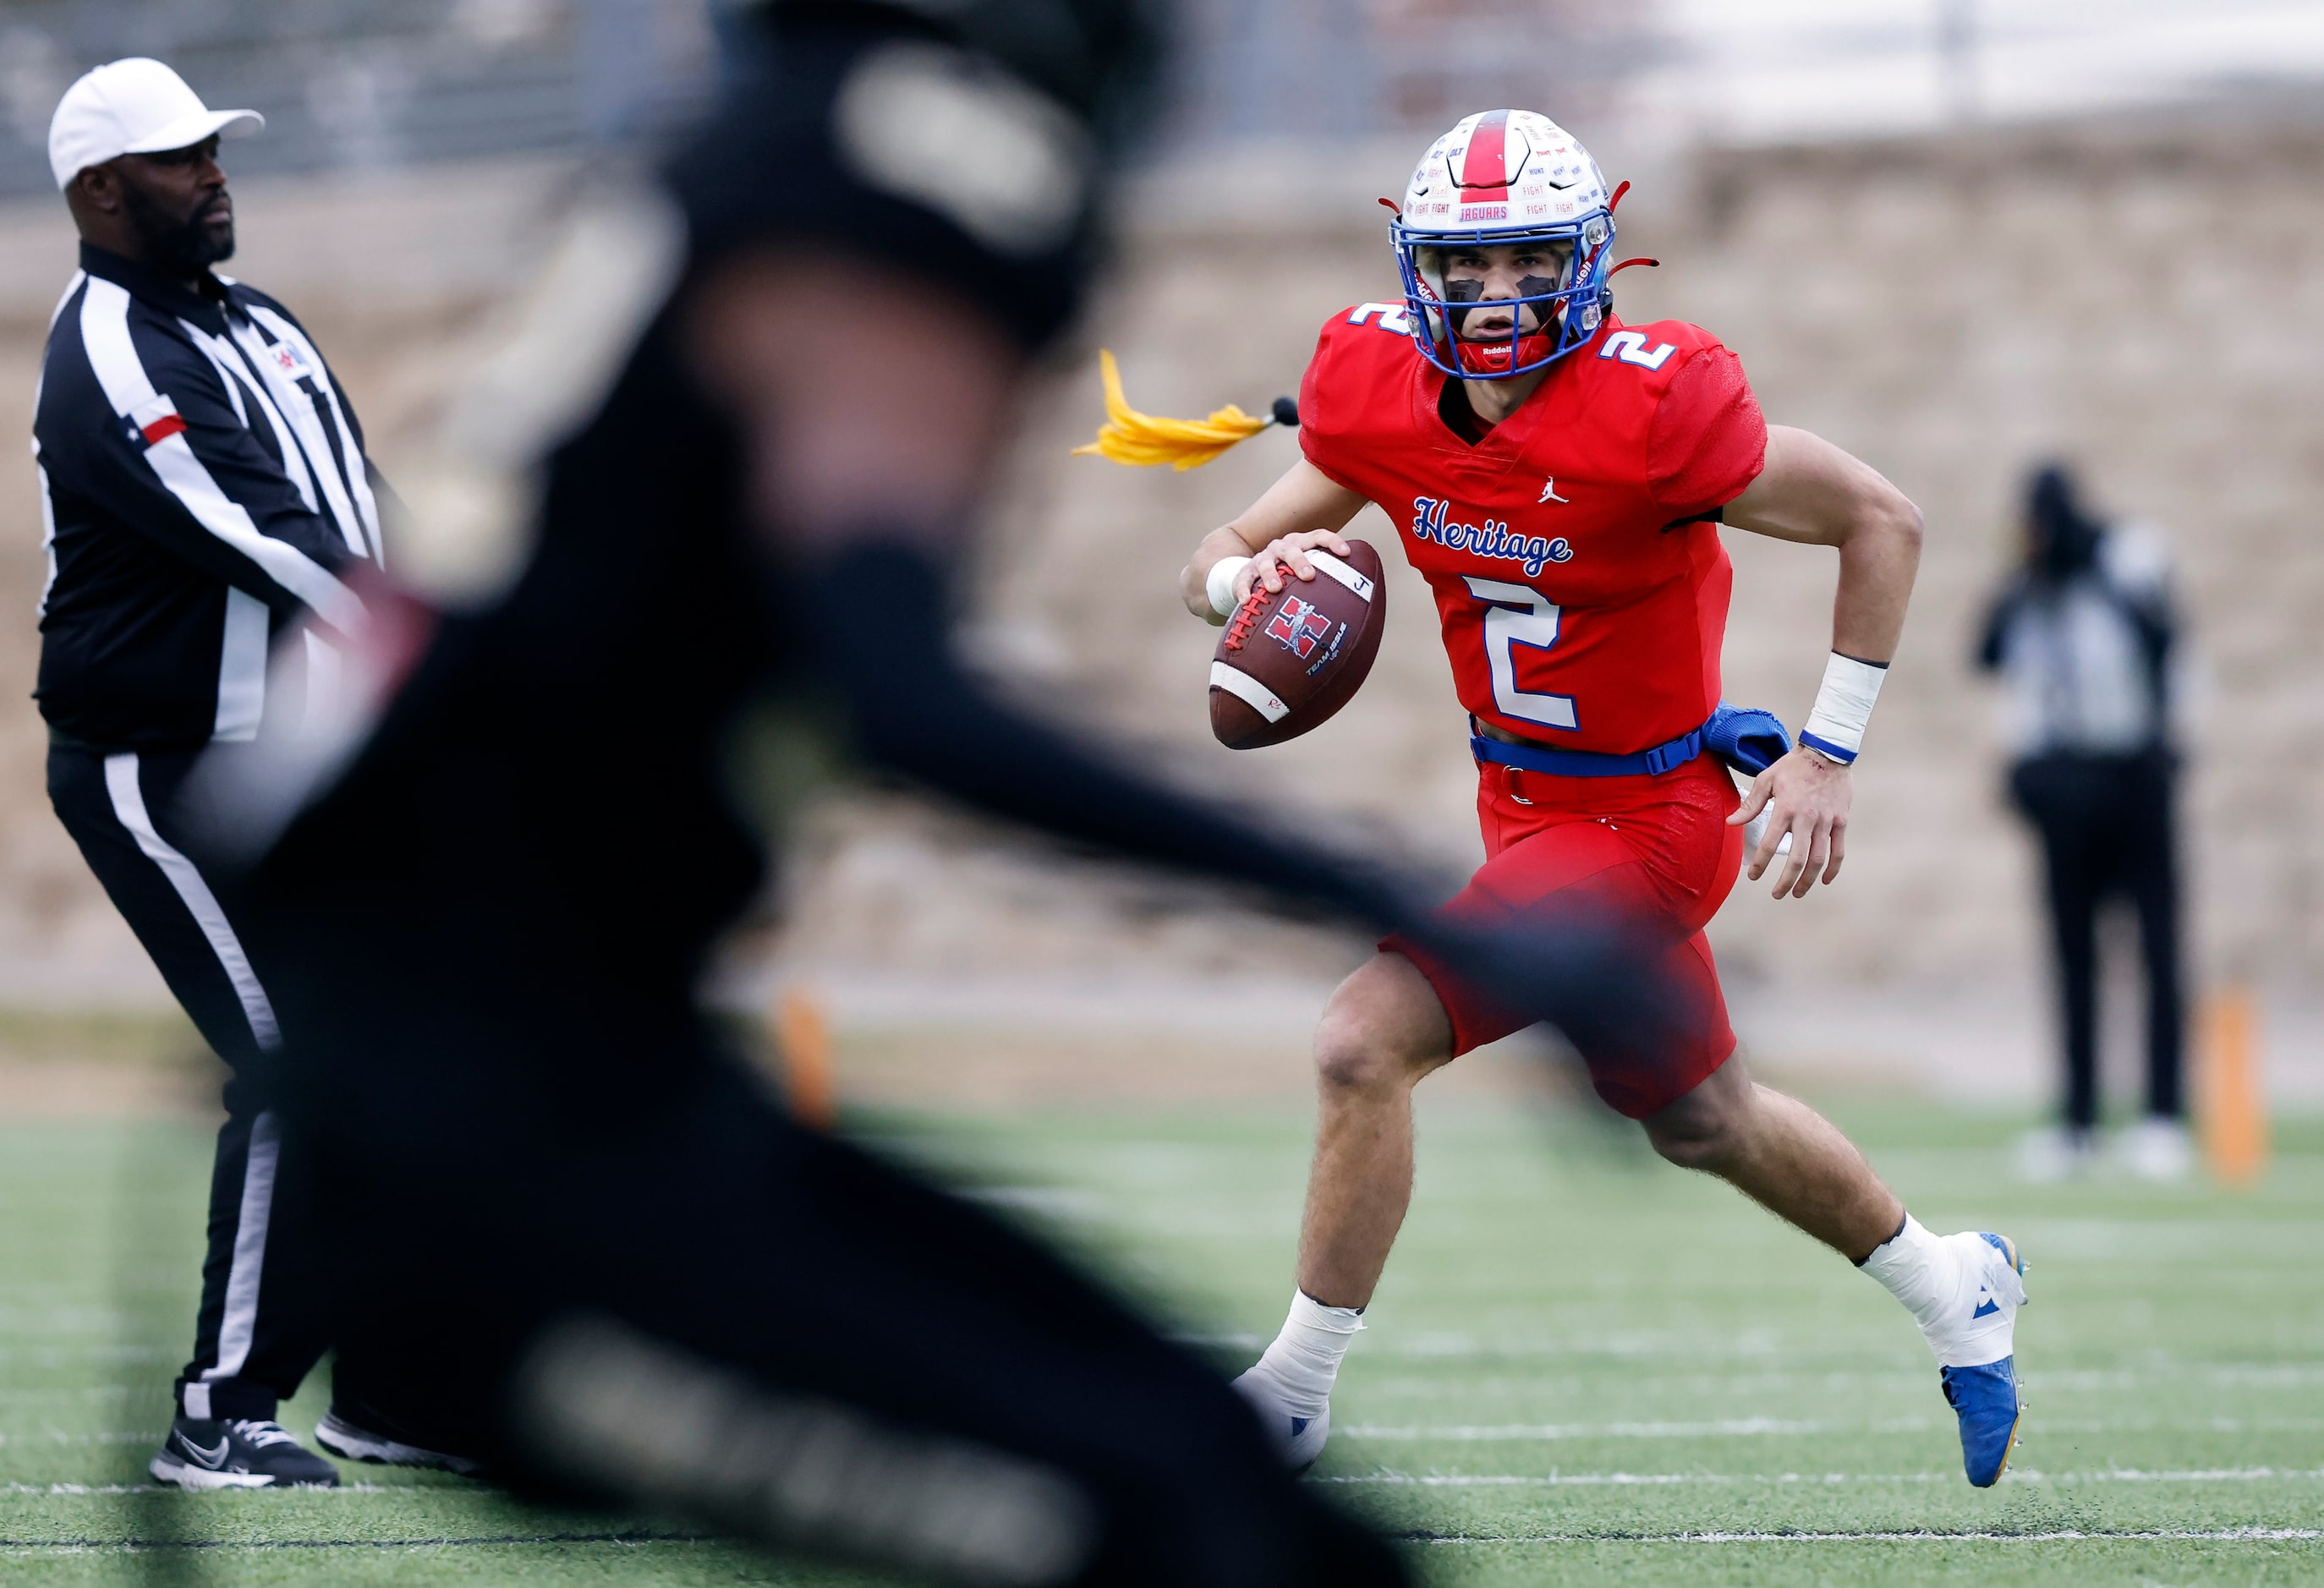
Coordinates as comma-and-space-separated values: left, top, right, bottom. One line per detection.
0, 0, 1652, 198
1157, 0, 1649, 149
0, 0, 724, 198
3, 0, 2317, 195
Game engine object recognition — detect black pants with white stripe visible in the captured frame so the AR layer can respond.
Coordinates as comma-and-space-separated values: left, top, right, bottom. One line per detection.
2009, 749, 2186, 1131
48, 740, 331, 1421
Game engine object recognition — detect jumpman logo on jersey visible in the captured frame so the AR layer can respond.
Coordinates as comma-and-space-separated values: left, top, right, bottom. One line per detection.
1538, 478, 1570, 505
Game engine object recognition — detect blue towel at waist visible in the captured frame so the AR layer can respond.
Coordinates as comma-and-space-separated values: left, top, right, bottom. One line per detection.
1470, 703, 1793, 780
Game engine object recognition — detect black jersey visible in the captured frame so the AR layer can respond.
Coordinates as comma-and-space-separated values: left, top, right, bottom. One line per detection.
35, 245, 381, 748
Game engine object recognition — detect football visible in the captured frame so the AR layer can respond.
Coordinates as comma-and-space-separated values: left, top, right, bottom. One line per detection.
1209, 540, 1388, 748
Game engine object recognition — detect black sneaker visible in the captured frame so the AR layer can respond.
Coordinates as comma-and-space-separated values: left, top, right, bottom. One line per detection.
150, 1416, 342, 1490
315, 1408, 485, 1477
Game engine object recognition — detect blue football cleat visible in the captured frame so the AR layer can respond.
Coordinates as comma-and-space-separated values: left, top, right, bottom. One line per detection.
1940, 1355, 2023, 1487
1935, 1231, 2026, 1487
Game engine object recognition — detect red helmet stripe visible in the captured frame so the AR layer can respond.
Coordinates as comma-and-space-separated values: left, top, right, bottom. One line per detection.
1457, 109, 1513, 191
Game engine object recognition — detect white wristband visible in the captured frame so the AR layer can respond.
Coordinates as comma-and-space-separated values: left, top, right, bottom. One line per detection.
1800, 652, 1886, 764
1206, 555, 1254, 618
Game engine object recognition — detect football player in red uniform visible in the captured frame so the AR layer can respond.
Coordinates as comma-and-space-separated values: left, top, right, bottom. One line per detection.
1174, 111, 2026, 1487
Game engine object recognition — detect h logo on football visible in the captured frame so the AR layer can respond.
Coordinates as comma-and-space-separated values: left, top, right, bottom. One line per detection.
1267, 596, 1332, 659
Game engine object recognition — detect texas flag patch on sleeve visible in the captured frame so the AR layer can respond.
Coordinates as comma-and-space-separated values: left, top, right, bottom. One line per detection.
122, 393, 186, 450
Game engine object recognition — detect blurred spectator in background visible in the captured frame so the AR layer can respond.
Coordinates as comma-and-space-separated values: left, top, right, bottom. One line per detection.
1975, 463, 2188, 1182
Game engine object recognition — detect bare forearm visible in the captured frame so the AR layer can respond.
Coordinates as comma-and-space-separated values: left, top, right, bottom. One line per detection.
1727, 426, 1921, 664
1831, 497, 1921, 664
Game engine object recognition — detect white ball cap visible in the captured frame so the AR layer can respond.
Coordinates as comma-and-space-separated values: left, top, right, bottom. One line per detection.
48, 58, 263, 191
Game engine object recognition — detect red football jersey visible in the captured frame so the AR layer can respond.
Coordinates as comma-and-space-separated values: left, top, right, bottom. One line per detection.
1298, 304, 1768, 754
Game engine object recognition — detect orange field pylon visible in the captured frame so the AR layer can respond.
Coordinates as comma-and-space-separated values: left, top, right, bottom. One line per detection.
773, 986, 838, 1131
2199, 983, 2267, 1186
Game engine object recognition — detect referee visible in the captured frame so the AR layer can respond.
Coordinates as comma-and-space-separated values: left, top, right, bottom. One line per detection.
35, 59, 379, 1488
1976, 463, 2189, 1181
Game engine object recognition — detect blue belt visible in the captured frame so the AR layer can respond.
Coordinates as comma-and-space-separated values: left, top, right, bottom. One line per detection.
1471, 703, 1793, 780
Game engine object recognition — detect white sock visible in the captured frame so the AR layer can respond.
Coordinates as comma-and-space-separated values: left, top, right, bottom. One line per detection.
1863, 1215, 2026, 1368
1859, 1214, 1954, 1352
1241, 1291, 1364, 1416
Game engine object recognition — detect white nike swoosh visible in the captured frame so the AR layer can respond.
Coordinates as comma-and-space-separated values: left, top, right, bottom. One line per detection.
180, 1434, 232, 1469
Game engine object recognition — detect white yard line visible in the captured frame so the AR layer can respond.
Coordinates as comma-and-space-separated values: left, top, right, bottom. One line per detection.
1353, 1334, 2324, 1361
1360, 1362, 2324, 1393
1340, 1419, 1924, 1439
1411, 1527, 2324, 1545
0, 1430, 167, 1445
1341, 1416, 2324, 1440
1327, 1467, 2324, 1487
0, 1481, 388, 1495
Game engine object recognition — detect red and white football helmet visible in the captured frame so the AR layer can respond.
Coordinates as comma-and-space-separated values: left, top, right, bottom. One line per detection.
1390, 109, 1616, 379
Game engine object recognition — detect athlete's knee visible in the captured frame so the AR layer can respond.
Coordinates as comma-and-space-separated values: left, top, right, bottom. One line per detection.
1313, 1005, 1430, 1098
1641, 1053, 1751, 1170
1312, 955, 1452, 1097
1644, 1108, 1736, 1171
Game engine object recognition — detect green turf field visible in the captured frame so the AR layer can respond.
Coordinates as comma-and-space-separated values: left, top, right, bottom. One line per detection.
2, 1095, 2320, 1584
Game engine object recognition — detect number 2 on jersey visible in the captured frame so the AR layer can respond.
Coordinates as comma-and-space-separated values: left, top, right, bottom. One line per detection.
1463, 577, 1576, 731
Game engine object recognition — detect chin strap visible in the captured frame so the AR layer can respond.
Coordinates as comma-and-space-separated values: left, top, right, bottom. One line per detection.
1071, 349, 1294, 470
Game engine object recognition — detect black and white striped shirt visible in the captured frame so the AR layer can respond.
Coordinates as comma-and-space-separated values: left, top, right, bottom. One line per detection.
1979, 527, 2178, 760
33, 243, 381, 749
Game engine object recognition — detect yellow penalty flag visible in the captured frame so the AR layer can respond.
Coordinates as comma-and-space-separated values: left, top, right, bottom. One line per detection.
1072, 349, 1276, 471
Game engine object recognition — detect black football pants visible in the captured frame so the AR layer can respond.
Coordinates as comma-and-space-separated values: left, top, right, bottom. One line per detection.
47, 742, 331, 1422
2009, 750, 2185, 1130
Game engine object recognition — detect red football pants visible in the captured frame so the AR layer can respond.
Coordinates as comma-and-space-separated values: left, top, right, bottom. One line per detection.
1387, 752, 1745, 1119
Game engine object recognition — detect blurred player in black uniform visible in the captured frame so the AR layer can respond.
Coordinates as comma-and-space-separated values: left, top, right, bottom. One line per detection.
204, 3, 1670, 1580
